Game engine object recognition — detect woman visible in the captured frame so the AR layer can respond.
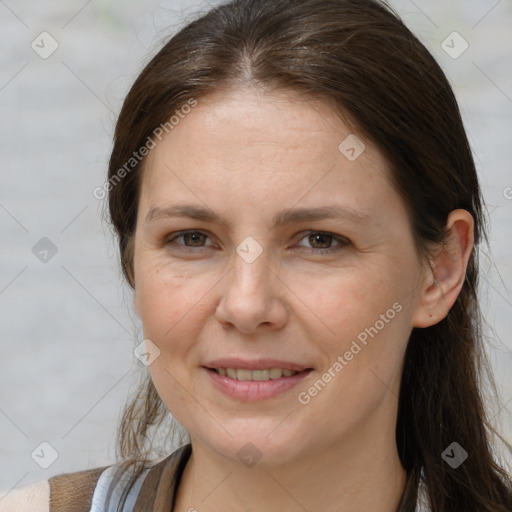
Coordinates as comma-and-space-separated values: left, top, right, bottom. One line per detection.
3, 0, 511, 510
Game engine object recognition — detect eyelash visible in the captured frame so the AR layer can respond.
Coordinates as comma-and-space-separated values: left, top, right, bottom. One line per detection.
165, 230, 350, 255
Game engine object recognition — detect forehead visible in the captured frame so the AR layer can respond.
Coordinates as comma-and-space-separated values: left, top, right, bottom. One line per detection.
138, 87, 396, 224
146, 87, 369, 161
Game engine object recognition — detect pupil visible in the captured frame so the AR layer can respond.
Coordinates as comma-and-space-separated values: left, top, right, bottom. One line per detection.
185, 233, 203, 246
310, 233, 331, 248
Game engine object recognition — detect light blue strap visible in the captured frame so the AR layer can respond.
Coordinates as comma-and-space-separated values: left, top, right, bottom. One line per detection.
89, 464, 150, 512
416, 471, 430, 512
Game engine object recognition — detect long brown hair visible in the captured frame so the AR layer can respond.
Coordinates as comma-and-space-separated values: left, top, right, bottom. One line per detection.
107, 0, 512, 510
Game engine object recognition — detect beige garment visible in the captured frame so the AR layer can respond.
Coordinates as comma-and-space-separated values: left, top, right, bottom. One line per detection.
0, 465, 107, 512
0, 480, 50, 512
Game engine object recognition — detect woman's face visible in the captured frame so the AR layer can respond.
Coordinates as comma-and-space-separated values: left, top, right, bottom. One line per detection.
133, 87, 428, 466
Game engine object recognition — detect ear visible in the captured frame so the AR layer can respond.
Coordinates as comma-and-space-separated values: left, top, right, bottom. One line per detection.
412, 209, 474, 328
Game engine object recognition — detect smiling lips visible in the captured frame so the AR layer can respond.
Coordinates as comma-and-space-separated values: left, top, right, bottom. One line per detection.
203, 358, 313, 400
213, 367, 298, 381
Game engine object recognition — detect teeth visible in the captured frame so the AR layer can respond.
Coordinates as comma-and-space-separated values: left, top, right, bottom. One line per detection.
252, 369, 269, 381
236, 369, 253, 381
269, 368, 283, 379
215, 368, 298, 380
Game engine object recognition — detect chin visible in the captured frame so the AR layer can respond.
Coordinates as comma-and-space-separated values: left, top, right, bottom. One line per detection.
193, 423, 314, 469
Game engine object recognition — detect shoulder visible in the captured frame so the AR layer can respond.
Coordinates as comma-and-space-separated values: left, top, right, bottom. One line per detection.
0, 445, 192, 512
0, 480, 50, 512
49, 466, 108, 512
0, 466, 107, 512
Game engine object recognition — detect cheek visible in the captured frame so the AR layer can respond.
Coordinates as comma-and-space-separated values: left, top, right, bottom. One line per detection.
299, 287, 410, 425
133, 258, 218, 352
136, 276, 185, 335
295, 268, 392, 339
134, 265, 208, 410
302, 265, 413, 379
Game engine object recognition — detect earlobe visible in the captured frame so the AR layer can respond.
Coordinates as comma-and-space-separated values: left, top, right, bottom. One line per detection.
412, 209, 474, 328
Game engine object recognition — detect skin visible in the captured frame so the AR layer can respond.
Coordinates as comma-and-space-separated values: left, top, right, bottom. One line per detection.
132, 86, 474, 512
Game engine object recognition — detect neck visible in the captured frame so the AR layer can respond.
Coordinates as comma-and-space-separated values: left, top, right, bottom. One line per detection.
174, 419, 407, 512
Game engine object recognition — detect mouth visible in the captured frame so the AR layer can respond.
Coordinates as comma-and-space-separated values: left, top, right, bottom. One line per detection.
202, 359, 313, 401
208, 367, 302, 381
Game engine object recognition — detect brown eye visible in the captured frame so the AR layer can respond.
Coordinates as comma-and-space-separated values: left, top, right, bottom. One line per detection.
308, 233, 333, 249
181, 232, 207, 247
296, 231, 350, 254
167, 230, 212, 249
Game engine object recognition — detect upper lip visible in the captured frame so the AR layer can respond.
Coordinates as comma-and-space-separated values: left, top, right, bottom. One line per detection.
203, 358, 311, 372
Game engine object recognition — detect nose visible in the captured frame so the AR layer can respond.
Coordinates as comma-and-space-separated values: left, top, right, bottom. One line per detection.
214, 247, 289, 334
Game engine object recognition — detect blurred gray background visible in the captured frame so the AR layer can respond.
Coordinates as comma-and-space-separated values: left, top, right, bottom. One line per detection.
1, 0, 511, 493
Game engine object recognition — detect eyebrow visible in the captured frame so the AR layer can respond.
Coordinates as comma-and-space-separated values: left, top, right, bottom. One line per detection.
145, 203, 371, 230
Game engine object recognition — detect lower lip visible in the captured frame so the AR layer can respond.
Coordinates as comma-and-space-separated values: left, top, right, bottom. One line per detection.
203, 368, 312, 401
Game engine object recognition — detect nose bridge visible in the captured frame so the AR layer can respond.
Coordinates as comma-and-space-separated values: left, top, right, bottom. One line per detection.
230, 237, 270, 294
215, 236, 287, 332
